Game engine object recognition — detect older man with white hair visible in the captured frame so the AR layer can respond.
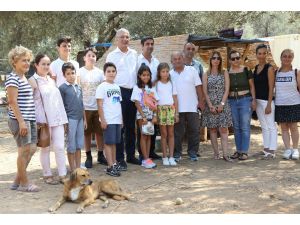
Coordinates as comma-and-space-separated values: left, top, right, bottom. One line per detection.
170, 51, 205, 162
106, 28, 140, 170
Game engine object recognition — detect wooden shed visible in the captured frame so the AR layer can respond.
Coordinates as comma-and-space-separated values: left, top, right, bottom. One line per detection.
187, 34, 276, 70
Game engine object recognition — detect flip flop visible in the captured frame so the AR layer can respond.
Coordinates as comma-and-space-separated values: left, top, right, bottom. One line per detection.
17, 184, 40, 192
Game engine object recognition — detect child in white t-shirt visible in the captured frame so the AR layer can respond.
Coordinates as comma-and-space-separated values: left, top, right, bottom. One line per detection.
155, 63, 179, 166
131, 64, 159, 169
96, 62, 122, 177
79, 47, 106, 168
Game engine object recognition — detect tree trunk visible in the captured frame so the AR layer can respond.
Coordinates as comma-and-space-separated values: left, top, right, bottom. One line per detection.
77, 11, 125, 67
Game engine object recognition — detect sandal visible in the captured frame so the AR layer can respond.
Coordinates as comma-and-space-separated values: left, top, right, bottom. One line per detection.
43, 176, 59, 185
238, 153, 248, 160
262, 151, 275, 160
223, 155, 234, 162
214, 153, 221, 160
230, 152, 240, 159
58, 176, 67, 184
10, 183, 19, 190
17, 184, 40, 192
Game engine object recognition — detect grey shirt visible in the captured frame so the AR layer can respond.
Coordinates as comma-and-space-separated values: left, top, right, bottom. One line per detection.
59, 82, 84, 120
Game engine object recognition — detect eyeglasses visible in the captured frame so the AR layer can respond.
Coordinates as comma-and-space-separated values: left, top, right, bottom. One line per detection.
230, 56, 240, 61
186, 47, 195, 51
211, 56, 221, 60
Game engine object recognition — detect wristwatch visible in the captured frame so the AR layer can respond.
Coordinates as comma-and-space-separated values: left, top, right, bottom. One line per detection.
220, 102, 225, 106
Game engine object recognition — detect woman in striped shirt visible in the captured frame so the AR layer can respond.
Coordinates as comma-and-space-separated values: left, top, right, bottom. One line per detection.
5, 46, 40, 192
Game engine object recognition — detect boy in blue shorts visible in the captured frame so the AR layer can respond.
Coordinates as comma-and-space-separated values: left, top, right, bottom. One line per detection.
59, 62, 86, 172
96, 62, 123, 177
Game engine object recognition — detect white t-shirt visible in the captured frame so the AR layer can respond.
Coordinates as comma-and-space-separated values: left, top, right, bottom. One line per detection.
79, 66, 104, 110
275, 70, 300, 106
106, 47, 138, 89
50, 58, 80, 88
95, 82, 122, 124
170, 66, 202, 113
156, 81, 177, 106
137, 54, 160, 82
130, 85, 159, 104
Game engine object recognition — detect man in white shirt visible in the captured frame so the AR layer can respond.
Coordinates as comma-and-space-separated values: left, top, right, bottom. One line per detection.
170, 51, 205, 162
137, 36, 161, 160
106, 28, 140, 169
50, 36, 80, 87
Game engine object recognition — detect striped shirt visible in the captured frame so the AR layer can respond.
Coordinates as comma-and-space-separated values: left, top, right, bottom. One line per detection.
5, 73, 36, 121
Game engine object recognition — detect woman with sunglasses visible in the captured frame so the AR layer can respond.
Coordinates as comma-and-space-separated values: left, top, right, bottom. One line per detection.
202, 51, 233, 162
275, 49, 300, 160
228, 50, 256, 160
253, 44, 277, 159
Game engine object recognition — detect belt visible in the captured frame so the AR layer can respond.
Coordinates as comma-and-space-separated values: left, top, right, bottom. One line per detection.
229, 90, 250, 98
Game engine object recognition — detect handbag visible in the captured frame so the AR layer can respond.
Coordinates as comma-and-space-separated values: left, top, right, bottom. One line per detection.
141, 121, 154, 135
34, 77, 50, 148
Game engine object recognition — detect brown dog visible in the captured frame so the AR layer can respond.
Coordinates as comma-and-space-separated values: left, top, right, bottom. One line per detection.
48, 168, 130, 213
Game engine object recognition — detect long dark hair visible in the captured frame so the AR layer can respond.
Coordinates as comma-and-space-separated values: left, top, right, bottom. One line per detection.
208, 51, 223, 75
137, 64, 152, 88
156, 63, 170, 82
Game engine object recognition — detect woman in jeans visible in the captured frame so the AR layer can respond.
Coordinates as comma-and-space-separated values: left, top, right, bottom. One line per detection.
228, 50, 256, 160
253, 44, 277, 159
5, 46, 39, 192
28, 53, 68, 184
275, 49, 300, 160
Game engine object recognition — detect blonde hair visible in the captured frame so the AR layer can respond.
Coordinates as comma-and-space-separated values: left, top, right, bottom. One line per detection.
8, 45, 33, 68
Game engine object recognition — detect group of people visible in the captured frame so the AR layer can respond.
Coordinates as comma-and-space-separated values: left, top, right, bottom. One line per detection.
5, 28, 300, 193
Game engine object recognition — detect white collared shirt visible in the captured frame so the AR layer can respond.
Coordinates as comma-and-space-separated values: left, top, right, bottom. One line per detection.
65, 81, 77, 93
50, 58, 80, 88
106, 47, 138, 89
170, 66, 202, 113
137, 54, 160, 82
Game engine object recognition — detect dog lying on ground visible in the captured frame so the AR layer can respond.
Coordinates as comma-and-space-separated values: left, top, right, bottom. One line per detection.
48, 168, 130, 213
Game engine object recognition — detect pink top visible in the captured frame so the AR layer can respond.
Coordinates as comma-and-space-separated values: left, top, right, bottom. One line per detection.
30, 73, 68, 127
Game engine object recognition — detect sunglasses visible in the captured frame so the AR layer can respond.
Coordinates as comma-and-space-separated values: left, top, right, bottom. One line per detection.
231, 56, 240, 61
211, 56, 221, 60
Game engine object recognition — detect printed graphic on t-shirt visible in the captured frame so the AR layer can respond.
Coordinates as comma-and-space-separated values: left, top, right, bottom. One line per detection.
107, 89, 121, 104
276, 76, 292, 82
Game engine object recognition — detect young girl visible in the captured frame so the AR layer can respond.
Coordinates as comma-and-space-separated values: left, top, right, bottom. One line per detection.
155, 63, 179, 166
131, 64, 159, 169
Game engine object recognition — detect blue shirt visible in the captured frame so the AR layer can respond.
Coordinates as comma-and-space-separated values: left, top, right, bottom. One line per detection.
59, 82, 84, 120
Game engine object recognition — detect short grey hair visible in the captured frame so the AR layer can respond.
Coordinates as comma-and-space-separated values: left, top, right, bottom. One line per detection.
116, 28, 130, 38
171, 51, 185, 61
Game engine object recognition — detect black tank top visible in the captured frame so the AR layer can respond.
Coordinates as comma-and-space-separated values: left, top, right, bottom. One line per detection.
253, 63, 272, 101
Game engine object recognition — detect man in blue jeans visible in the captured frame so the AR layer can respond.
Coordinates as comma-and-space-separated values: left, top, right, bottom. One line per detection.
106, 28, 140, 170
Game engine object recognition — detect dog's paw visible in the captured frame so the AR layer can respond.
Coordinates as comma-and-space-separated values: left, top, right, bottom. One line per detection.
76, 207, 84, 213
48, 207, 55, 213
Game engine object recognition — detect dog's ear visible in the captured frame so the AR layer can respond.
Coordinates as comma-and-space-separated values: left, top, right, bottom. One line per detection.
70, 170, 77, 181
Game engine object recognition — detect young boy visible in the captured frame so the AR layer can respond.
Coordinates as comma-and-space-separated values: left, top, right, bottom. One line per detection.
59, 62, 86, 172
96, 62, 122, 177
50, 36, 80, 87
79, 47, 107, 168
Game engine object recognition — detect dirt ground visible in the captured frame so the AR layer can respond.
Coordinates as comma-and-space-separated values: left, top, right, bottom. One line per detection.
0, 120, 300, 214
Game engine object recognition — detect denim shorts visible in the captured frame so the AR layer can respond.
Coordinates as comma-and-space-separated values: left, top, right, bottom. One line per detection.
67, 118, 84, 153
103, 124, 121, 145
8, 118, 37, 147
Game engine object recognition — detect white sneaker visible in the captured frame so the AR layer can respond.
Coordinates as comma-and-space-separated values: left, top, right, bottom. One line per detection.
162, 157, 170, 166
168, 157, 177, 166
142, 159, 156, 169
283, 149, 293, 160
292, 149, 299, 160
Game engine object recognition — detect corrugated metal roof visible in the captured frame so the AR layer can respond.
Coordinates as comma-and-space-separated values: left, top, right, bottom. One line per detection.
188, 34, 265, 45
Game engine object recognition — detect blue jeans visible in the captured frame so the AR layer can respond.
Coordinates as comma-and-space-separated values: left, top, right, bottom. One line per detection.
228, 96, 252, 153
